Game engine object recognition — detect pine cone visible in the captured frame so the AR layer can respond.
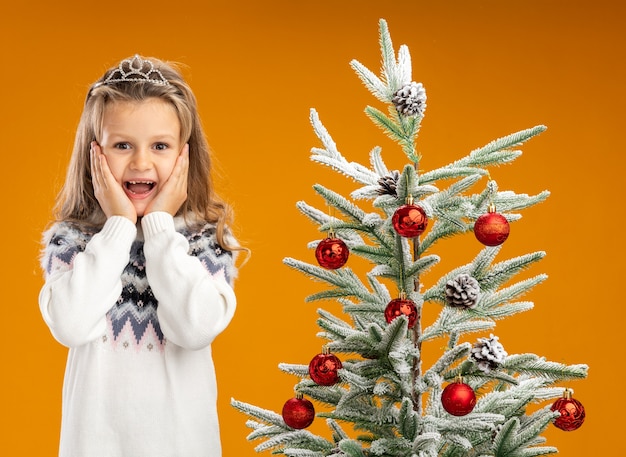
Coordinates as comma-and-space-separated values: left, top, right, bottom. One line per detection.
492, 423, 504, 440
444, 273, 480, 308
376, 170, 400, 196
392, 81, 427, 117
470, 334, 507, 373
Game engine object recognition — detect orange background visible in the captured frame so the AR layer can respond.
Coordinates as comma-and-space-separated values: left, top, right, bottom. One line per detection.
1, 0, 623, 455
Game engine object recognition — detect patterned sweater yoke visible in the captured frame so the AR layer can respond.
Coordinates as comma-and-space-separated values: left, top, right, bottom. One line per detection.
41, 214, 237, 351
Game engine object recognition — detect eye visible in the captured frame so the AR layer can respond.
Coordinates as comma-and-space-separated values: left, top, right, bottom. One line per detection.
114, 142, 131, 150
154, 143, 169, 151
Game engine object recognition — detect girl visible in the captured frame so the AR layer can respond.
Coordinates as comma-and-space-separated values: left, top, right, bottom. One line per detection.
39, 55, 240, 457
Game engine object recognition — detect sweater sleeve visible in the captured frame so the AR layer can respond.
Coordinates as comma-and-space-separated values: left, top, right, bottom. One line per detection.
141, 212, 237, 350
38, 217, 137, 348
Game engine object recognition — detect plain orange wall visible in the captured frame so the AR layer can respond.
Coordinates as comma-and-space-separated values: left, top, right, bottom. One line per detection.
1, 0, 623, 455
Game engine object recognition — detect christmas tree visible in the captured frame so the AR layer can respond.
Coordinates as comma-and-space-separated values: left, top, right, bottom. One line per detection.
232, 19, 588, 457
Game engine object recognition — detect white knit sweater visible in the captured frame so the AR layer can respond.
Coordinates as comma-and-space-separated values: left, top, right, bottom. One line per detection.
39, 212, 237, 457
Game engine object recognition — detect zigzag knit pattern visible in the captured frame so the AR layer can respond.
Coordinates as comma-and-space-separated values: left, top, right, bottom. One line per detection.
42, 219, 236, 350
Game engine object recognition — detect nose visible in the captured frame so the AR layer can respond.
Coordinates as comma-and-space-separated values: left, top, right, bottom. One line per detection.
129, 147, 153, 171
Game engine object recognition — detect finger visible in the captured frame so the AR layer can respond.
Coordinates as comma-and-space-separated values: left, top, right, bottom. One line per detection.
177, 144, 190, 183
95, 144, 118, 192
174, 143, 189, 177
175, 145, 189, 191
182, 143, 190, 170
93, 149, 107, 191
90, 142, 103, 191
98, 153, 112, 191
89, 144, 95, 184
163, 145, 189, 190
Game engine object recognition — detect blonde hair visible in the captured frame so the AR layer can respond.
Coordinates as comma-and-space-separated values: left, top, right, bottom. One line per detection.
54, 55, 236, 251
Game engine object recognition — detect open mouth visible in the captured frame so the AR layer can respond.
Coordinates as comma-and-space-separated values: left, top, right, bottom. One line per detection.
124, 181, 156, 195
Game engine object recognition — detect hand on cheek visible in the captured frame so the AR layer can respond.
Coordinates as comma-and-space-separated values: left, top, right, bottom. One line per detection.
90, 141, 138, 224
145, 143, 190, 217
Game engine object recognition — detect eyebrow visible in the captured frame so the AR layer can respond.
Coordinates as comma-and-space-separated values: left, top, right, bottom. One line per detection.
150, 134, 178, 142
105, 133, 178, 142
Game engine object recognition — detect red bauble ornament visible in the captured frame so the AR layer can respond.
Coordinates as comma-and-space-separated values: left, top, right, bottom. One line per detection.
441, 381, 476, 416
309, 351, 343, 386
474, 205, 510, 246
551, 391, 585, 431
315, 237, 349, 269
384, 297, 418, 328
282, 396, 315, 429
392, 203, 428, 238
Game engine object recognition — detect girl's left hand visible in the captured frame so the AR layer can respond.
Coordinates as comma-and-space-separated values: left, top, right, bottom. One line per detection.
145, 144, 189, 216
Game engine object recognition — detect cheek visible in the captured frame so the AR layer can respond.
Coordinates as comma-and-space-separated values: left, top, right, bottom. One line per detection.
103, 156, 126, 183
156, 158, 179, 182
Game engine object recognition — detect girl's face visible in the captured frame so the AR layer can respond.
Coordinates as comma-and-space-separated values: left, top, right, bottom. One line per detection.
99, 98, 182, 217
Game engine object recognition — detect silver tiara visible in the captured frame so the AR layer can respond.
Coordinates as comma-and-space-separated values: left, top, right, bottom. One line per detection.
94, 54, 170, 87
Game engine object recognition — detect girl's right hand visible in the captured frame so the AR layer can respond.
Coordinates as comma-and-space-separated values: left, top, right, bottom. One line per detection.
91, 142, 137, 224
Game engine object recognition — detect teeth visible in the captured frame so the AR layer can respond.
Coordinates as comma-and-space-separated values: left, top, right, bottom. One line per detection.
128, 181, 155, 185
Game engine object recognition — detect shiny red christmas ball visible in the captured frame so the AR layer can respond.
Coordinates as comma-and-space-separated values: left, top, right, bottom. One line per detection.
441, 381, 476, 416
315, 237, 349, 269
392, 204, 428, 238
474, 212, 510, 246
282, 396, 315, 429
384, 298, 418, 328
551, 395, 585, 431
309, 352, 343, 386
